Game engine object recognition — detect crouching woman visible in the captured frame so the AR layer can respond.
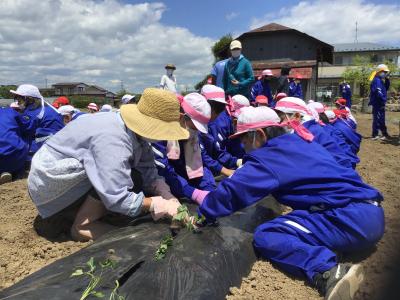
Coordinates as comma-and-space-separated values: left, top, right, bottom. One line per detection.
28, 88, 189, 241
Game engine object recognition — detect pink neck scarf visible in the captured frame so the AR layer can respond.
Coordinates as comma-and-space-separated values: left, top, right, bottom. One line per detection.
166, 131, 204, 179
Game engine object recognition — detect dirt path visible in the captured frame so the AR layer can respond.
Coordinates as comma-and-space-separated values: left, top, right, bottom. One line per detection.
1, 112, 399, 299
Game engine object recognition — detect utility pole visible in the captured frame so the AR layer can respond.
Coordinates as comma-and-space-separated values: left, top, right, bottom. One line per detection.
45, 77, 48, 88
354, 21, 358, 44
120, 80, 124, 92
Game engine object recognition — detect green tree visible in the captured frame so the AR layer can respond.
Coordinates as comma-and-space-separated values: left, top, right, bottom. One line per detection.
342, 56, 400, 97
194, 34, 233, 91
0, 85, 17, 99
211, 34, 233, 63
341, 55, 373, 97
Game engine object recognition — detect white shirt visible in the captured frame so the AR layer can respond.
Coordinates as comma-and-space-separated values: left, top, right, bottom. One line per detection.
160, 74, 177, 93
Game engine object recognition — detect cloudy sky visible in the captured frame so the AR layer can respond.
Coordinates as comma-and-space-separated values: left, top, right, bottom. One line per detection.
0, 0, 399, 93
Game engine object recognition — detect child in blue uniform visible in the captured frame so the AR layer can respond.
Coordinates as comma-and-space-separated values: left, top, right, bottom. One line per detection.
10, 84, 64, 161
199, 85, 243, 177
315, 107, 360, 169
152, 93, 216, 203
288, 75, 303, 99
369, 64, 390, 140
194, 107, 384, 300
325, 110, 362, 155
274, 97, 353, 169
0, 108, 29, 184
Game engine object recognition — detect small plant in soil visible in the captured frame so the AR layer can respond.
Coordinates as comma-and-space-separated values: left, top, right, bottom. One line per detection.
154, 205, 206, 261
71, 257, 125, 300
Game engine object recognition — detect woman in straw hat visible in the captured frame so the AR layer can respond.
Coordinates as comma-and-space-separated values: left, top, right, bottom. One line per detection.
28, 88, 189, 241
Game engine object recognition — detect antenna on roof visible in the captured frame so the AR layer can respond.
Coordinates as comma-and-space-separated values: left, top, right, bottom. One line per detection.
354, 21, 358, 44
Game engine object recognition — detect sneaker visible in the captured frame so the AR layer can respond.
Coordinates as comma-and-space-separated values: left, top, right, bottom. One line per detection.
0, 172, 12, 185
313, 264, 364, 300
371, 136, 380, 140
380, 136, 387, 141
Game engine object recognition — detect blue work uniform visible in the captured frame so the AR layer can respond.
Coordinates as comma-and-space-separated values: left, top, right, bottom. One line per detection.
21, 103, 64, 159
322, 124, 360, 168
250, 80, 274, 107
303, 120, 352, 168
340, 83, 352, 108
0, 108, 29, 175
152, 141, 216, 199
369, 76, 390, 137
199, 133, 384, 283
289, 81, 303, 99
71, 111, 86, 121
211, 59, 228, 89
331, 118, 361, 155
200, 111, 244, 175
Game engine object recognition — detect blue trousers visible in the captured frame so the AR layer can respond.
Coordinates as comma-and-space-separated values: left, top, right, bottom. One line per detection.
253, 202, 384, 282
372, 105, 387, 136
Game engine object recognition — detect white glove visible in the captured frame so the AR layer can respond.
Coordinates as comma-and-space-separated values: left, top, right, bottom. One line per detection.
150, 197, 181, 221
236, 159, 243, 168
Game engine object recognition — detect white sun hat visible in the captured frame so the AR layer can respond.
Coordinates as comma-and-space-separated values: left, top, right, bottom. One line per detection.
201, 84, 227, 104
121, 94, 135, 104
274, 97, 310, 116
181, 92, 211, 134
10, 84, 59, 118
231, 94, 250, 117
58, 105, 75, 116
100, 104, 113, 112
230, 106, 281, 139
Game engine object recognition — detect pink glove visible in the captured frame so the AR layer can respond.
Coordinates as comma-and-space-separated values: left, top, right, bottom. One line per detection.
191, 189, 210, 206
150, 197, 181, 221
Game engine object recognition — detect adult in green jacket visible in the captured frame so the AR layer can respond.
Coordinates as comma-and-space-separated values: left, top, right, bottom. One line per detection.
223, 40, 254, 98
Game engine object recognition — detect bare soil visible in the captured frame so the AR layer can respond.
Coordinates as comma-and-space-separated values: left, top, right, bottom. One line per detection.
1, 112, 399, 299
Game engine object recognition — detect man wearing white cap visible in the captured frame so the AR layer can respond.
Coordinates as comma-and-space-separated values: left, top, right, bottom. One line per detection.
152, 93, 216, 203
223, 40, 254, 99
28, 88, 189, 241
250, 69, 274, 107
10, 84, 64, 161
194, 106, 384, 300
200, 85, 243, 177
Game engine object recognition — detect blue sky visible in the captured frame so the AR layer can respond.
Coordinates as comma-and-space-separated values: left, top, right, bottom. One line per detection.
123, 0, 400, 40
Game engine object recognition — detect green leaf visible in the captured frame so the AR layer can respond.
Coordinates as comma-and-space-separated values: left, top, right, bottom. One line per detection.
90, 291, 105, 298
86, 257, 96, 272
71, 269, 84, 277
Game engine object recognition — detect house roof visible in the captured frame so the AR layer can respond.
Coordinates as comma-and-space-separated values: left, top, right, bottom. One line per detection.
334, 42, 400, 52
248, 23, 292, 33
52, 82, 86, 86
239, 23, 333, 50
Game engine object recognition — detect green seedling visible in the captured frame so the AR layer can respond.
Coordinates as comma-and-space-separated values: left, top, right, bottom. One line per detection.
71, 257, 124, 300
154, 234, 174, 261
172, 204, 206, 232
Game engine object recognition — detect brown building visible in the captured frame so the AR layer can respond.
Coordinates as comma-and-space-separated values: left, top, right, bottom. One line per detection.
52, 82, 116, 99
220, 23, 334, 100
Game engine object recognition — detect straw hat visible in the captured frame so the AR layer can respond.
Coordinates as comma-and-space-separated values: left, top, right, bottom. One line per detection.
120, 88, 189, 140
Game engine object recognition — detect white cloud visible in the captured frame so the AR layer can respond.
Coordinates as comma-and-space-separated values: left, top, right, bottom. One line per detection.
250, 0, 400, 45
0, 0, 214, 93
225, 12, 239, 21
